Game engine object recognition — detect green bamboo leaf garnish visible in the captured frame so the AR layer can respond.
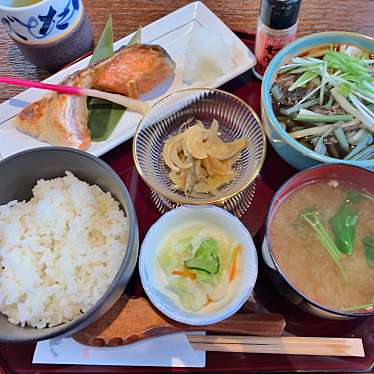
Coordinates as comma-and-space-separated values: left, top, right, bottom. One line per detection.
90, 14, 114, 65
87, 101, 124, 142
130, 27, 142, 45
87, 18, 142, 142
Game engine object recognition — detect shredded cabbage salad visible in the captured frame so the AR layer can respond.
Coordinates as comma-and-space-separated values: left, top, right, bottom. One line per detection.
158, 224, 241, 311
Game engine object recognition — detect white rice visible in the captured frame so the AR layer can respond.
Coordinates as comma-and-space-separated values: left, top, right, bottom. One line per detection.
0, 171, 128, 329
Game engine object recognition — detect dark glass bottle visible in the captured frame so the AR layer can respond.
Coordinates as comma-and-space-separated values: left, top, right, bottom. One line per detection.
253, 0, 302, 79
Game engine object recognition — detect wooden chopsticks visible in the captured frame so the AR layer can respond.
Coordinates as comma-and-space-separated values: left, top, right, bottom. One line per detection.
187, 335, 365, 357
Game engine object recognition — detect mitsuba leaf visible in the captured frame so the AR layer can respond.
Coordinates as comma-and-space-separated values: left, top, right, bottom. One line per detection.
363, 234, 374, 269
329, 200, 359, 255
345, 189, 362, 204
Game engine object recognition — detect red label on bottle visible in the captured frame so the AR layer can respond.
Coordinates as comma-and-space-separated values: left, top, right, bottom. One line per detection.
254, 29, 296, 77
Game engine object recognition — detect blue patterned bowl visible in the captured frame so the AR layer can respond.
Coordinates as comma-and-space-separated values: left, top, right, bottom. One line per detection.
261, 32, 374, 171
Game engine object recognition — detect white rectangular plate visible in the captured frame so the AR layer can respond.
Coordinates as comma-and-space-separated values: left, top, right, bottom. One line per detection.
0, 1, 255, 160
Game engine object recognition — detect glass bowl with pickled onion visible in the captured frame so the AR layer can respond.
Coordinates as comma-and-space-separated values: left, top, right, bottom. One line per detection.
133, 88, 266, 206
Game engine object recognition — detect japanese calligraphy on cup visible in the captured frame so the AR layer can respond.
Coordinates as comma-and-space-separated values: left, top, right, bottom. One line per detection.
0, 0, 93, 70
0, 0, 83, 44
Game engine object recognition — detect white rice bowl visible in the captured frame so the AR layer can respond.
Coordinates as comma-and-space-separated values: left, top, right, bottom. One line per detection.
0, 171, 128, 329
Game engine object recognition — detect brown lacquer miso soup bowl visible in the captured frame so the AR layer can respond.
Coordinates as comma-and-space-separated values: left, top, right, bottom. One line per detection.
262, 164, 374, 319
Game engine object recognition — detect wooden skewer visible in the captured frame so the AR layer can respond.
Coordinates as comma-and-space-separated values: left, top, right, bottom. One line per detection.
0, 76, 149, 116
187, 336, 365, 357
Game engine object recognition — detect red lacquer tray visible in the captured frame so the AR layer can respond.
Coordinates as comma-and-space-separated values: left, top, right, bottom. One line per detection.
0, 33, 373, 374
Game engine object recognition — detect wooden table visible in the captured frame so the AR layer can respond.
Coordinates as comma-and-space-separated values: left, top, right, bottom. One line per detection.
0, 0, 373, 102
0, 2, 374, 373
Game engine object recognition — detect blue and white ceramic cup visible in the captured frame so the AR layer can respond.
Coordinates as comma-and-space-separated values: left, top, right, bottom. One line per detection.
0, 0, 93, 71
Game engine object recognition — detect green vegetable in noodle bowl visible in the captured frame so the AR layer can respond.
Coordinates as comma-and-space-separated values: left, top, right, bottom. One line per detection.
270, 179, 374, 313
271, 44, 374, 160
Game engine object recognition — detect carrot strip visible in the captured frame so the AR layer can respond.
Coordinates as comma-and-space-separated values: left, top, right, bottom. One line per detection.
204, 295, 213, 306
172, 269, 197, 280
229, 245, 241, 282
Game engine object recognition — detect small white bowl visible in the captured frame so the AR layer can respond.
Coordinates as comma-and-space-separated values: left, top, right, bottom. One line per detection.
139, 205, 258, 325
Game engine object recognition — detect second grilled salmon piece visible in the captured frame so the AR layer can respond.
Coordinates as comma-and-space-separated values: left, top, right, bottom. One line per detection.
92, 44, 176, 98
15, 70, 93, 150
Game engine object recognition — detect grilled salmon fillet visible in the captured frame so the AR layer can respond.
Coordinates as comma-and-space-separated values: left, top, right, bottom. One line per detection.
16, 70, 93, 150
15, 43, 176, 150
93, 44, 176, 98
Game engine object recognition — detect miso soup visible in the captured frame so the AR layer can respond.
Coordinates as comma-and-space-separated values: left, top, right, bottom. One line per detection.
270, 180, 374, 312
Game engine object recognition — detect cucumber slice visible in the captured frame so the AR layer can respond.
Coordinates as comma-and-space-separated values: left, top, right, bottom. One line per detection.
185, 238, 220, 274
